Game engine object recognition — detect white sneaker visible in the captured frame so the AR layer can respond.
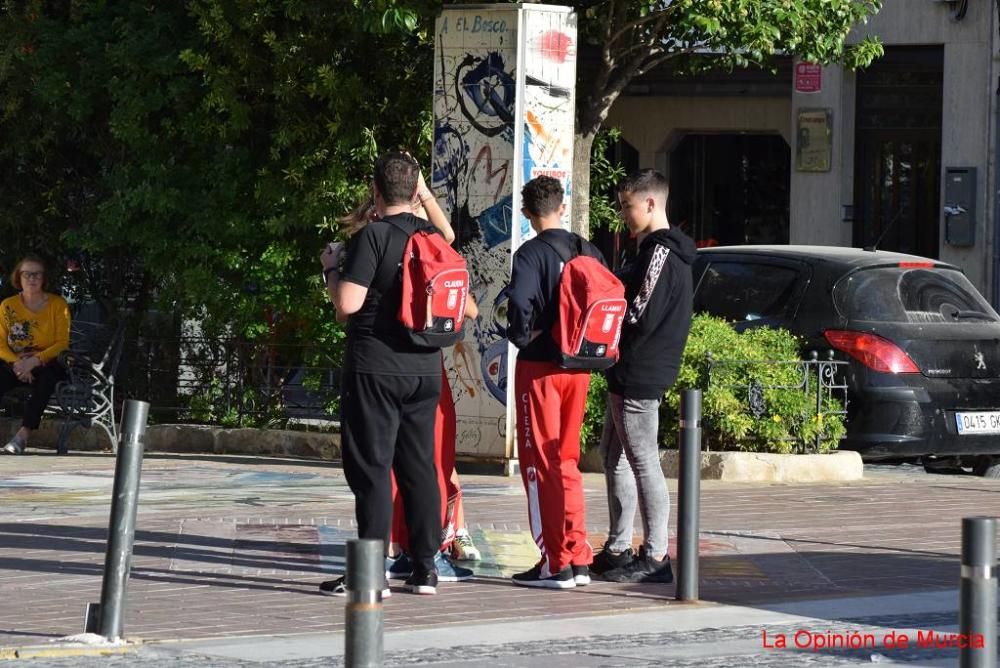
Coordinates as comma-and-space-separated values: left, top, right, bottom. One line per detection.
2, 436, 25, 455
451, 529, 481, 561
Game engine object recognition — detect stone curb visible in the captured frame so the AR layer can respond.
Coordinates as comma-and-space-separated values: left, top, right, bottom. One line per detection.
2, 416, 860, 482
0, 417, 341, 460
579, 447, 863, 482
0, 645, 137, 660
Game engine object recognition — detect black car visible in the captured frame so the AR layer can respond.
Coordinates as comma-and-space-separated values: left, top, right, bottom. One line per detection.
693, 245, 1000, 477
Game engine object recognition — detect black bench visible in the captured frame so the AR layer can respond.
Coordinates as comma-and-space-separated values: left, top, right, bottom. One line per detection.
2, 318, 127, 454
52, 319, 128, 454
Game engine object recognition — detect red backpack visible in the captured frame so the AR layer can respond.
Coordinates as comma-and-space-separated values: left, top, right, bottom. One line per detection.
388, 219, 469, 348
539, 235, 627, 370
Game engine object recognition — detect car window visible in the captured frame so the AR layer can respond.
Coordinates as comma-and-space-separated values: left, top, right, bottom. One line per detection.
833, 267, 1000, 323
694, 261, 803, 323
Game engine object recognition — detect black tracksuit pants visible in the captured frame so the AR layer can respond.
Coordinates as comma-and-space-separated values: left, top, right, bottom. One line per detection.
340, 370, 442, 575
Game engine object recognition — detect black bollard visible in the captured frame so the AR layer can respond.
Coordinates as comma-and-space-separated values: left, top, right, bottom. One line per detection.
94, 400, 149, 641
344, 539, 384, 668
960, 516, 997, 668
676, 389, 701, 602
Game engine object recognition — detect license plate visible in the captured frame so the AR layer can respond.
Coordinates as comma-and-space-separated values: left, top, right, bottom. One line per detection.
955, 411, 1000, 435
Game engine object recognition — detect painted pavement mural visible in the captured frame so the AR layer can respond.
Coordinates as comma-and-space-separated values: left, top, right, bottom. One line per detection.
433, 5, 577, 460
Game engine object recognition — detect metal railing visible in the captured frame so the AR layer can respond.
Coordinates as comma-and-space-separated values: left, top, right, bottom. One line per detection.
122, 336, 341, 427
704, 349, 849, 453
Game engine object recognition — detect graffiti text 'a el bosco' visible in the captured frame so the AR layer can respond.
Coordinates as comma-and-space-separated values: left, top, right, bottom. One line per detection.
442, 15, 508, 34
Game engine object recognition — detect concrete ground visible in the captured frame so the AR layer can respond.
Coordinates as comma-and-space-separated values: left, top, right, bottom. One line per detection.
0, 452, 997, 665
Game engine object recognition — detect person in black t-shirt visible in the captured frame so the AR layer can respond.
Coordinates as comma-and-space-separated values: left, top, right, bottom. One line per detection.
317, 152, 445, 596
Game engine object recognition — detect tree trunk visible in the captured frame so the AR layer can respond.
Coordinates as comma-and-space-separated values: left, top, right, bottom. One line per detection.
572, 129, 597, 239
571, 38, 621, 241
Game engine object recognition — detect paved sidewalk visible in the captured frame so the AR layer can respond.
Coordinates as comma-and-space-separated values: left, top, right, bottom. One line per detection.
0, 452, 997, 664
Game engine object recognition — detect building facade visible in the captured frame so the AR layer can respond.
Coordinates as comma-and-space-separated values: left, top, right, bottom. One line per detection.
605, 0, 999, 301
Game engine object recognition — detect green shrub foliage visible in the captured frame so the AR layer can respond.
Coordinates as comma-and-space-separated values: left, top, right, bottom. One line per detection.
583, 314, 846, 454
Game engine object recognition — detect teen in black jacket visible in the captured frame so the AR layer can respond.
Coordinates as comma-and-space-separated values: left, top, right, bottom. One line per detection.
607, 226, 696, 399
592, 169, 696, 584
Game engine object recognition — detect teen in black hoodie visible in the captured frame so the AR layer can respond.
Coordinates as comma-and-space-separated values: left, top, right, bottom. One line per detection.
593, 169, 697, 584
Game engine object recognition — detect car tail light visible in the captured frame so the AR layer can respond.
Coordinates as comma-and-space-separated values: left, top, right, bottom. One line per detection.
824, 329, 920, 374
898, 261, 934, 268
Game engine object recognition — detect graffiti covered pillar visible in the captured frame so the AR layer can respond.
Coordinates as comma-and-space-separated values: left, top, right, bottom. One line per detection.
433, 5, 577, 470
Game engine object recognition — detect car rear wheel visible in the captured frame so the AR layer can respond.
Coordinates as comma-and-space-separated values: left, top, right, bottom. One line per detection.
973, 456, 1000, 479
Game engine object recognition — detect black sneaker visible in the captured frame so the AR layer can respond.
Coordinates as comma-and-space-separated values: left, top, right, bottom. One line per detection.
386, 553, 413, 580
590, 545, 634, 575
602, 546, 673, 583
511, 562, 575, 589
405, 570, 438, 595
571, 564, 591, 586
318, 576, 392, 598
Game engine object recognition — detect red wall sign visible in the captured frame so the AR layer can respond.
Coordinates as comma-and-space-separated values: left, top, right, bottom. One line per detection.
795, 63, 822, 94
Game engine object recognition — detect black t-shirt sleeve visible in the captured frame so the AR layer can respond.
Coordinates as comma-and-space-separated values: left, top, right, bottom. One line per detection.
341, 225, 383, 288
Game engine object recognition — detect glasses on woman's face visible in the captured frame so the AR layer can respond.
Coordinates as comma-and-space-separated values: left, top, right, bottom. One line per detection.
21, 271, 44, 281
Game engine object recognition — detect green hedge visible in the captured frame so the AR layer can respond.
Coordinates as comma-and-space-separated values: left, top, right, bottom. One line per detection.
582, 314, 846, 454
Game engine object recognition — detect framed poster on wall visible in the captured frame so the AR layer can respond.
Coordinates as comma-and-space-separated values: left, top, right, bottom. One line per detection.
795, 108, 832, 172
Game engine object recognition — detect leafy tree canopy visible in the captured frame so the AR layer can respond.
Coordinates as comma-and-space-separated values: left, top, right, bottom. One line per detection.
0, 0, 436, 343
0, 0, 881, 339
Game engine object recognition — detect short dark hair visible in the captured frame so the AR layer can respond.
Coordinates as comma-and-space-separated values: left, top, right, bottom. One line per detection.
373, 151, 419, 207
521, 176, 564, 217
617, 168, 669, 200
10, 253, 49, 291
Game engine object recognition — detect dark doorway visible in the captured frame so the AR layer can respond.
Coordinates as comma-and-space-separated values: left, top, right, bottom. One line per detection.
854, 46, 943, 258
669, 134, 790, 248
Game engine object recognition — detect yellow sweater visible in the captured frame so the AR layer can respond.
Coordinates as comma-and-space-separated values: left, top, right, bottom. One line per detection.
0, 294, 71, 365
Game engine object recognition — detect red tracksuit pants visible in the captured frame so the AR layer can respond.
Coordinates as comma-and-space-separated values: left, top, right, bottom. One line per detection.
515, 359, 593, 576
390, 364, 459, 552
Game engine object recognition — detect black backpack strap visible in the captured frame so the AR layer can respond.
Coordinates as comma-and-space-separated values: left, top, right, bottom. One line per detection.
383, 216, 415, 239
537, 233, 583, 265
384, 213, 438, 237
372, 214, 443, 292
369, 216, 418, 299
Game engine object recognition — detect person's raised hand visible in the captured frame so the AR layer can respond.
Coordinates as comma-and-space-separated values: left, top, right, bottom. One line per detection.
320, 241, 344, 270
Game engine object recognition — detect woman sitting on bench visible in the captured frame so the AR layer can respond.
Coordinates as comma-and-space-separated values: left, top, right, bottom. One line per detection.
0, 254, 70, 455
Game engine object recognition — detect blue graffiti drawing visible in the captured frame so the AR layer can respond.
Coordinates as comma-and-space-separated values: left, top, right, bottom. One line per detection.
476, 289, 510, 406
476, 195, 513, 249
433, 123, 468, 212
520, 125, 537, 238
457, 51, 514, 137
480, 338, 508, 405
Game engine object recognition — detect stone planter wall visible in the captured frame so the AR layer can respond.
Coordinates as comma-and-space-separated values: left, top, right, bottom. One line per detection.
579, 445, 863, 482
0, 417, 341, 460
4, 415, 861, 482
